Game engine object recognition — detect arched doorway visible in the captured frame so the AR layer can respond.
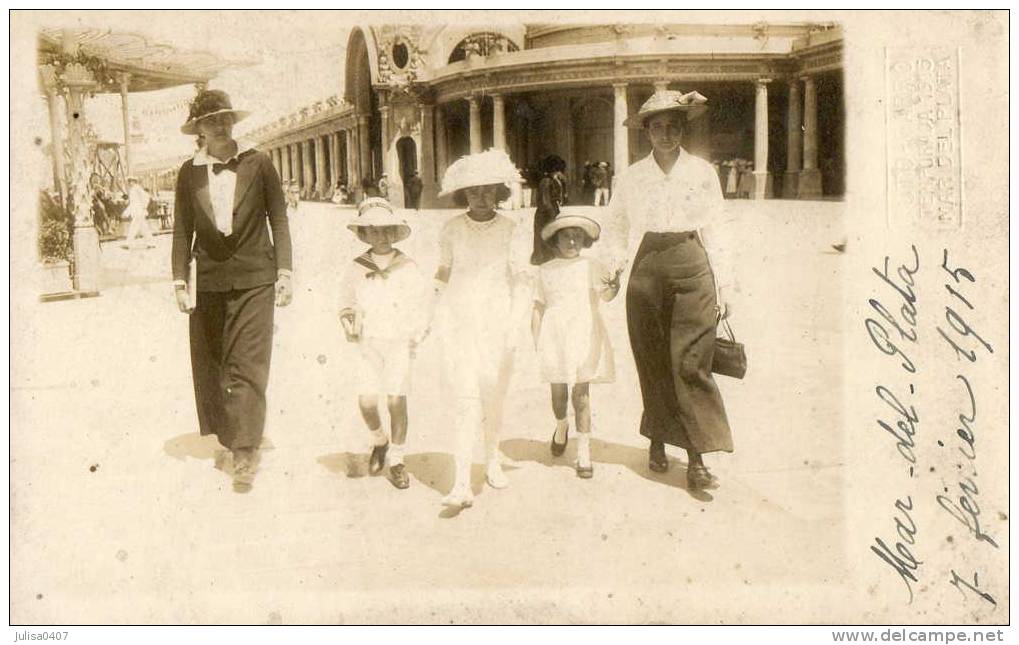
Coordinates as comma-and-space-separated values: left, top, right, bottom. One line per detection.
345, 28, 381, 201
396, 136, 418, 207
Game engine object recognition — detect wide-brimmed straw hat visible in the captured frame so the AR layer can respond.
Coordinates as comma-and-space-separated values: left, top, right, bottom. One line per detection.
346, 197, 411, 243
180, 90, 250, 135
624, 90, 708, 128
540, 208, 602, 242
439, 148, 522, 197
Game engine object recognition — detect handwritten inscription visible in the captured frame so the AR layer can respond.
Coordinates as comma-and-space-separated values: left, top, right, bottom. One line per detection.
865, 247, 999, 610
866, 247, 923, 601
886, 48, 962, 229
934, 251, 997, 608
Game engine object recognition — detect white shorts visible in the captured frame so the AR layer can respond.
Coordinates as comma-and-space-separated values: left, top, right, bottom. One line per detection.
358, 338, 412, 395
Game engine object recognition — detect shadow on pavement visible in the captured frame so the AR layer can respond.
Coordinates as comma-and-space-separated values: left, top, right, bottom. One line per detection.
500, 437, 714, 502
163, 432, 221, 461
316, 450, 503, 517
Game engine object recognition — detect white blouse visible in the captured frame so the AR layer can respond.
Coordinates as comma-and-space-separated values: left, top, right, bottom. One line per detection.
605, 149, 734, 290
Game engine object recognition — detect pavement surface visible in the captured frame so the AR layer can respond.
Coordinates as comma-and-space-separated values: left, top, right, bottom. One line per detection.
11, 199, 849, 624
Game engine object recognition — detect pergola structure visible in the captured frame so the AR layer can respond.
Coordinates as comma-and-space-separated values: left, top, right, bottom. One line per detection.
37, 28, 252, 297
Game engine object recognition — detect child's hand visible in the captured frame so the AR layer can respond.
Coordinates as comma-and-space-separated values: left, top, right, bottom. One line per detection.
340, 315, 360, 342
601, 268, 623, 301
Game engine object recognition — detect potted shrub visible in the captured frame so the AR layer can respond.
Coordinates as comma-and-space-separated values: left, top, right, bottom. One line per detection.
38, 190, 73, 294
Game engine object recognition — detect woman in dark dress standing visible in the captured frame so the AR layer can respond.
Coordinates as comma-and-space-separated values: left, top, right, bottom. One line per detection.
606, 89, 736, 490
530, 155, 567, 266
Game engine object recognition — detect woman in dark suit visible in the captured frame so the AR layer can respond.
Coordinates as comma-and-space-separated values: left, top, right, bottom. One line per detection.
171, 90, 293, 491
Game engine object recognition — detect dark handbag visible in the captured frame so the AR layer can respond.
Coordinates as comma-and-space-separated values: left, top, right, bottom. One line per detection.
712, 317, 747, 379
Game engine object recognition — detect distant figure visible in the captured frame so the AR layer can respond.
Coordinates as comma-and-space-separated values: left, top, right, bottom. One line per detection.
405, 171, 423, 210
286, 181, 301, 211
725, 160, 739, 197
331, 181, 348, 205
591, 161, 610, 206
378, 173, 390, 199
530, 154, 567, 266
581, 160, 594, 205
123, 176, 154, 249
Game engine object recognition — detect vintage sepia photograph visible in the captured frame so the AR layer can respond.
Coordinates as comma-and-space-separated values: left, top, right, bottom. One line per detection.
7, 9, 1008, 632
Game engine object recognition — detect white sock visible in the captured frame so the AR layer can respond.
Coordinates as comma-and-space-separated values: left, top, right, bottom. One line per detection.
577, 432, 591, 467
389, 443, 405, 465
368, 427, 388, 447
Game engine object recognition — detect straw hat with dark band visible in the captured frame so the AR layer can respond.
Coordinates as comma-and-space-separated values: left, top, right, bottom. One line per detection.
180, 90, 250, 135
623, 90, 708, 129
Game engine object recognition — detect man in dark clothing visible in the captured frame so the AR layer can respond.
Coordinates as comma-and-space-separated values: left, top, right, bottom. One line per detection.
405, 171, 423, 209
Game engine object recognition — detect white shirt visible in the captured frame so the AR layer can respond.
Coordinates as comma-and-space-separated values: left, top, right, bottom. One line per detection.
126, 184, 150, 220
605, 149, 735, 289
191, 140, 255, 236
338, 249, 428, 341
174, 140, 289, 290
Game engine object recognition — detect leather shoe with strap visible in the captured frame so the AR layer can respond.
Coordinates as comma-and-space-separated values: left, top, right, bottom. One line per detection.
648, 440, 669, 473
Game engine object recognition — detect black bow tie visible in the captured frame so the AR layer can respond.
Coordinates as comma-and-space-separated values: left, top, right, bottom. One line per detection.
212, 158, 240, 175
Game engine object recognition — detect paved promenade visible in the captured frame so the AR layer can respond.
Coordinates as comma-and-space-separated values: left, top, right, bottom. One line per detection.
12, 200, 849, 624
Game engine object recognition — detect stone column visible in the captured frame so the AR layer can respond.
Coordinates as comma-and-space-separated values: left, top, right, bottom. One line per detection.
613, 83, 629, 172
556, 96, 575, 194
329, 132, 340, 189
62, 60, 101, 293
314, 135, 327, 198
301, 139, 314, 196
39, 65, 67, 201
435, 104, 449, 182
291, 143, 300, 186
784, 78, 803, 198
798, 75, 822, 198
419, 104, 438, 207
378, 104, 396, 203
282, 144, 292, 182
119, 73, 132, 177
357, 115, 372, 185
467, 95, 482, 154
752, 79, 773, 200
344, 129, 357, 194
492, 93, 506, 151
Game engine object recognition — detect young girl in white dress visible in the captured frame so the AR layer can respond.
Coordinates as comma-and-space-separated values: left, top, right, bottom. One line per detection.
531, 212, 621, 478
426, 149, 530, 509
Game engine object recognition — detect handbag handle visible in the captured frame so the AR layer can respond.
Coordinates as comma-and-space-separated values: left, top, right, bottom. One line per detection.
715, 309, 737, 342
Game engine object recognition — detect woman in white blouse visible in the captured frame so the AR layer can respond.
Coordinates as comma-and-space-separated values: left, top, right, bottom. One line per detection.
606, 90, 735, 490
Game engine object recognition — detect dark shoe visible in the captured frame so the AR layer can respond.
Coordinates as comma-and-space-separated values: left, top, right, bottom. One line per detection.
369, 442, 389, 475
648, 441, 669, 473
687, 464, 719, 490
550, 423, 569, 457
576, 463, 594, 479
389, 463, 410, 489
232, 449, 256, 490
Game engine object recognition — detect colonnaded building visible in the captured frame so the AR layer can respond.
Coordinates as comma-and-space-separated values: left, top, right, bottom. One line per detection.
153, 22, 846, 207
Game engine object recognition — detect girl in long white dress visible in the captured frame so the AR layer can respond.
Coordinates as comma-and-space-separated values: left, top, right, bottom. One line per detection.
531, 212, 621, 478
427, 149, 530, 509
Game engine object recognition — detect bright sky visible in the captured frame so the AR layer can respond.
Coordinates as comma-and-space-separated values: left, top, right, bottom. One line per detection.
51, 11, 354, 165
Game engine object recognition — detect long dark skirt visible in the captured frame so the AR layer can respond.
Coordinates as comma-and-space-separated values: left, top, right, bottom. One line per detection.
530, 204, 558, 265
625, 232, 733, 454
